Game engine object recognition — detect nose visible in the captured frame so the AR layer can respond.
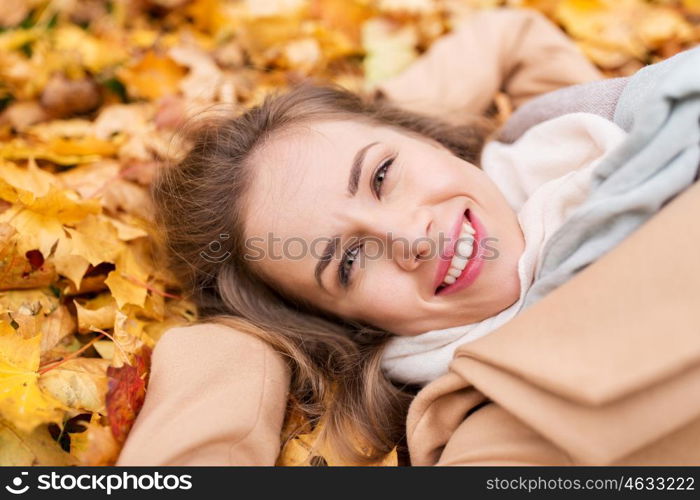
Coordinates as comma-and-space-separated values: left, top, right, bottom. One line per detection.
392, 229, 433, 271
354, 206, 434, 272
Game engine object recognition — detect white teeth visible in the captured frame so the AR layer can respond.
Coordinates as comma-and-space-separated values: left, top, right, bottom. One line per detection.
440, 215, 477, 288
456, 238, 474, 258
447, 267, 461, 278
452, 255, 468, 270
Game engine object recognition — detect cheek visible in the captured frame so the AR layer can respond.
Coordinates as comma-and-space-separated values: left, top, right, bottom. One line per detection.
413, 154, 467, 192
351, 264, 419, 321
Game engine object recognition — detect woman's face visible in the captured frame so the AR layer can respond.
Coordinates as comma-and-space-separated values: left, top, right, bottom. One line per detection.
243, 119, 525, 336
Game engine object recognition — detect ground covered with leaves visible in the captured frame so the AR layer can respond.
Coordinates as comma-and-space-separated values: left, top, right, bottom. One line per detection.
1, 0, 699, 467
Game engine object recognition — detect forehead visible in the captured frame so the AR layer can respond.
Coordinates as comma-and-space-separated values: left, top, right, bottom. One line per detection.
244, 119, 384, 239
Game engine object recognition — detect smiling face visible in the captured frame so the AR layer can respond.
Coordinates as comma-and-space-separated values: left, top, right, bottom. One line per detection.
242, 119, 525, 336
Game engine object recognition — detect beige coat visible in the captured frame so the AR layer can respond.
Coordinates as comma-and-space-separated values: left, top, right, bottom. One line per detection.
118, 8, 694, 466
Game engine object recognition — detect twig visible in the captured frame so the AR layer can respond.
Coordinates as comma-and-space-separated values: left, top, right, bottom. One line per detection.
38, 333, 105, 375
88, 326, 130, 363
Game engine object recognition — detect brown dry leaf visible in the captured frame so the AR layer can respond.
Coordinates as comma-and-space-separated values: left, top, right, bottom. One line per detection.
39, 334, 82, 368
40, 74, 102, 118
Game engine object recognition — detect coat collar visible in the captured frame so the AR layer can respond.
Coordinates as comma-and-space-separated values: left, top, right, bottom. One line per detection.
445, 179, 700, 464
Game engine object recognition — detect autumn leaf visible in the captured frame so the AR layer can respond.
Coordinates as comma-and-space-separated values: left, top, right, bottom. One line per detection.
106, 346, 152, 444
104, 253, 150, 310
0, 0, 698, 468
0, 183, 101, 257
0, 288, 77, 354
0, 321, 66, 432
117, 51, 187, 100
69, 413, 120, 466
38, 358, 111, 413
0, 226, 57, 290
74, 293, 118, 334
0, 419, 77, 466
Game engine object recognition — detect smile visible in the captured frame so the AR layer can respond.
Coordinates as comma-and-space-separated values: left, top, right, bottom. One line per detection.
434, 209, 486, 296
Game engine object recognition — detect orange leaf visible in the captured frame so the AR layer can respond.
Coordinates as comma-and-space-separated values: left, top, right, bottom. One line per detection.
117, 51, 186, 100
105, 345, 152, 444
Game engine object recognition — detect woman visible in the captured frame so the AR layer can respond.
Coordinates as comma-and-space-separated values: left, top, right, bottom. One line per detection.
116, 8, 700, 466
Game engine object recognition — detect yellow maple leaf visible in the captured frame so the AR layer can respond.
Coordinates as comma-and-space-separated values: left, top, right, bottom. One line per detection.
0, 321, 66, 432
0, 185, 101, 257
0, 159, 57, 204
0, 419, 77, 466
62, 214, 123, 267
104, 239, 152, 310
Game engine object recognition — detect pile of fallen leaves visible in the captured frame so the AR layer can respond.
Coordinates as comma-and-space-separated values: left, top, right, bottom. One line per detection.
1, 0, 699, 467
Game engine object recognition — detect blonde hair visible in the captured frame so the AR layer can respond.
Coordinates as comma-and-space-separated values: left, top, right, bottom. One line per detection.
151, 83, 492, 463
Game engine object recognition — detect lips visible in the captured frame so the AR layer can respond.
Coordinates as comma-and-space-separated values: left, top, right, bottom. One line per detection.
433, 208, 485, 296
433, 209, 470, 291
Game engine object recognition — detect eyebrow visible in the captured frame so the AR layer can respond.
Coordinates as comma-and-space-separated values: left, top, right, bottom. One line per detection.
314, 142, 379, 291
347, 142, 379, 196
